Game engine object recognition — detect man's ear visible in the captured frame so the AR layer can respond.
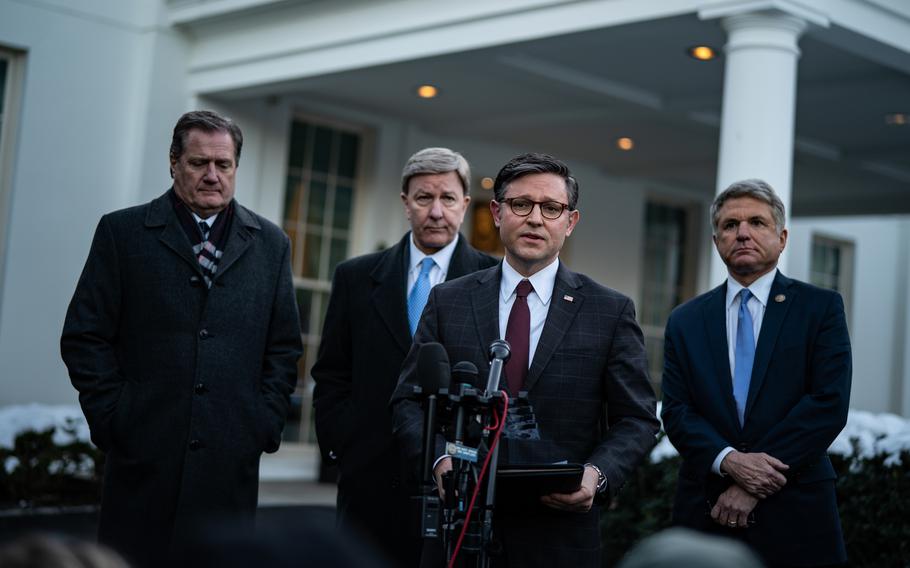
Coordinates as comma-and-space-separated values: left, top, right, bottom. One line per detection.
490, 200, 502, 228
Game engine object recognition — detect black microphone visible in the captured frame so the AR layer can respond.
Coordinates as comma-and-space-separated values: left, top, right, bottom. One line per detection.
417, 343, 450, 483
484, 339, 511, 395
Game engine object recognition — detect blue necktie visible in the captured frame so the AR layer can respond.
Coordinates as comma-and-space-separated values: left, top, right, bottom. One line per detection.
734, 289, 755, 426
407, 257, 435, 336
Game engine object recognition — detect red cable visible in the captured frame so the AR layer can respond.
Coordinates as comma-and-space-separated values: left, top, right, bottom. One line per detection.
447, 391, 509, 568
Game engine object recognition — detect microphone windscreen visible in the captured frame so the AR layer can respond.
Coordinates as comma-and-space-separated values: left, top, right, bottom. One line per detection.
451, 361, 479, 388
488, 339, 511, 362
416, 342, 451, 394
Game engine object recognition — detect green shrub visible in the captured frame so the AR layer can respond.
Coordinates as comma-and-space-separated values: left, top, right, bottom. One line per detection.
0, 423, 104, 509
601, 449, 910, 567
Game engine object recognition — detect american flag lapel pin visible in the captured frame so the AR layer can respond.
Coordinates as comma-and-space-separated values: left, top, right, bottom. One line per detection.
563, 295, 574, 302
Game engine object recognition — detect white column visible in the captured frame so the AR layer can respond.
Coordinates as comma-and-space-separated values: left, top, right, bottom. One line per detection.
709, 11, 807, 286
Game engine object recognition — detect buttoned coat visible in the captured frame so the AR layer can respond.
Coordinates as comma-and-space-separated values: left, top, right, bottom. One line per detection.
391, 263, 659, 567
61, 191, 302, 566
311, 232, 496, 565
661, 272, 851, 566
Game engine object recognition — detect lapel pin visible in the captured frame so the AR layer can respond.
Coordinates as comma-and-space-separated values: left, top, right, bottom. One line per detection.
563, 295, 574, 302
774, 294, 786, 303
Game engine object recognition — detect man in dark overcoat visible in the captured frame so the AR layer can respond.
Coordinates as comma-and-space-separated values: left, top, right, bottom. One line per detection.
312, 147, 497, 566
61, 110, 303, 567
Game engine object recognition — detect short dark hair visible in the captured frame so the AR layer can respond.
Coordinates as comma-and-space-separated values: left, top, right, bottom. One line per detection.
711, 179, 786, 235
493, 153, 579, 210
170, 110, 243, 165
401, 147, 471, 196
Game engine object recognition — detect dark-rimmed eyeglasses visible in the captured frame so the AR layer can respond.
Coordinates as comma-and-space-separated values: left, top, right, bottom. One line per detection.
500, 198, 570, 220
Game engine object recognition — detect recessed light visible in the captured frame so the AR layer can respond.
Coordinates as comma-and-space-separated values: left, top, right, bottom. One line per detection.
885, 113, 909, 126
480, 177, 495, 190
616, 137, 634, 151
687, 45, 717, 61
416, 85, 438, 99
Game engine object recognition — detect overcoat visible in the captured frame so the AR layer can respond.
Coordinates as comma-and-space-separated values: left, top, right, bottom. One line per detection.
61, 190, 302, 566
311, 232, 496, 565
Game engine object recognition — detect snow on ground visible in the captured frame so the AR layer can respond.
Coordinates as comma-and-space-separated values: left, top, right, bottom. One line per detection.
1, 403, 908, 467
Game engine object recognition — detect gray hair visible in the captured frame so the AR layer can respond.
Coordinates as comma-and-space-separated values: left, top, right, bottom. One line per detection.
400, 147, 471, 196
711, 179, 786, 235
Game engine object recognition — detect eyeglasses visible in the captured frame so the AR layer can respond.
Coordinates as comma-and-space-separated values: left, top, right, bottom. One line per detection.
500, 198, 570, 220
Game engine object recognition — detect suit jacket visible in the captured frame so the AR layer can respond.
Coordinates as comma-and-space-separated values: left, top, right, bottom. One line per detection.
61, 190, 302, 567
661, 271, 851, 567
311, 233, 496, 562
391, 262, 659, 568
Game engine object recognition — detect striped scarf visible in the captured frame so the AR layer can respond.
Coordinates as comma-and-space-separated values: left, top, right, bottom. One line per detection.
170, 189, 233, 288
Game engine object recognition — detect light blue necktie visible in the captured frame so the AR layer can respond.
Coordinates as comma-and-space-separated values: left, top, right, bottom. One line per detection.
407, 257, 435, 336
733, 288, 756, 426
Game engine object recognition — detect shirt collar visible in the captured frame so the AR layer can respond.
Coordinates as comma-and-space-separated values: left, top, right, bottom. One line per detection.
500, 257, 559, 305
408, 232, 460, 273
726, 268, 777, 309
192, 212, 218, 227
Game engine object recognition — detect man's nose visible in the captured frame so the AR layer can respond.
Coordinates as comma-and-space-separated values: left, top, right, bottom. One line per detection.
428, 199, 444, 218
736, 222, 750, 239
203, 163, 219, 181
525, 203, 544, 224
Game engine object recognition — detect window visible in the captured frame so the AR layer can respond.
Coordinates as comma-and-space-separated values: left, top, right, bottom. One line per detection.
282, 117, 361, 444
640, 201, 697, 394
810, 235, 854, 322
0, 47, 24, 321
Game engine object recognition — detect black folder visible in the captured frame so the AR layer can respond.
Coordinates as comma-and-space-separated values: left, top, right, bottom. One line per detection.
495, 463, 585, 505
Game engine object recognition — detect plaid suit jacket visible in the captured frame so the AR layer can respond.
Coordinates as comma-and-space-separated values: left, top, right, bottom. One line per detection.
392, 262, 658, 566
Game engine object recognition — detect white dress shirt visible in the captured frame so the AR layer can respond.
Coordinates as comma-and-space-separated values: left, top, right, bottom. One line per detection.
712, 268, 778, 474
407, 232, 460, 297
498, 257, 560, 368
192, 212, 218, 228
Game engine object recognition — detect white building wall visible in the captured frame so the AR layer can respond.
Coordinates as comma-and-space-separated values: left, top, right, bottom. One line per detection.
0, 1, 188, 405
789, 216, 910, 414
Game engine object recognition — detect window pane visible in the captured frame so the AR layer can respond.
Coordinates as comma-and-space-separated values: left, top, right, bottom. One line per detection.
337, 132, 359, 178
287, 121, 308, 169
333, 184, 353, 230
284, 174, 303, 224
0, 58, 7, 117
329, 237, 348, 274
296, 287, 313, 334
312, 127, 333, 174
307, 179, 327, 226
303, 231, 322, 278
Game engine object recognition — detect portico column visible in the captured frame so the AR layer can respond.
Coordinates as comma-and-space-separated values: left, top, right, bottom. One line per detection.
709, 11, 807, 285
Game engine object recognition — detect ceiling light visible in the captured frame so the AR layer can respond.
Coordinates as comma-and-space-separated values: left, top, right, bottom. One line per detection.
885, 113, 908, 126
416, 85, 438, 99
616, 137, 634, 151
687, 45, 717, 61
480, 177, 495, 190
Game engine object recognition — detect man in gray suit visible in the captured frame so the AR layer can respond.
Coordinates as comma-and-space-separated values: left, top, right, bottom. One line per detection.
61, 110, 303, 567
392, 153, 659, 567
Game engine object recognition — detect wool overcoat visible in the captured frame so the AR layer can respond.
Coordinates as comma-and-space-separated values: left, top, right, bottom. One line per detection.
61, 190, 303, 566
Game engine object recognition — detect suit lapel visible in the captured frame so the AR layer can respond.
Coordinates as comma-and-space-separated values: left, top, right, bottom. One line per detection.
146, 191, 204, 276
371, 234, 412, 354
703, 283, 740, 428
446, 235, 473, 281
525, 265, 583, 393
213, 203, 259, 282
470, 265, 502, 365
744, 272, 796, 422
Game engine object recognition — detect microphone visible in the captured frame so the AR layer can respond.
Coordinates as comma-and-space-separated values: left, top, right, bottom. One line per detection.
484, 339, 511, 395
417, 343, 450, 483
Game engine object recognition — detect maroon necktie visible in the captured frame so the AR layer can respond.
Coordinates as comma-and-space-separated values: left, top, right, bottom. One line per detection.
505, 279, 534, 394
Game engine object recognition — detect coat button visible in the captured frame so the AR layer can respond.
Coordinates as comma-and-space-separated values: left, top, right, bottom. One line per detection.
189, 439, 203, 451
194, 383, 206, 394
199, 329, 209, 339
189, 275, 202, 287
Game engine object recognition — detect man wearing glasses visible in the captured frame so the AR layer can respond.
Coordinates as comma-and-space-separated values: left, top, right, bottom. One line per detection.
312, 147, 497, 567
392, 153, 659, 567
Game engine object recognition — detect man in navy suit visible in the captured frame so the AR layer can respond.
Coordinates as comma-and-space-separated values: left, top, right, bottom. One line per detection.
661, 179, 851, 567
393, 153, 659, 567
312, 147, 497, 567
